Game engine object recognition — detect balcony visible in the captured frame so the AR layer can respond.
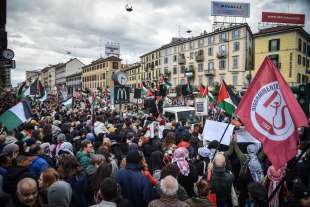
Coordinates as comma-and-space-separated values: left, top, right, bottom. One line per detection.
178, 58, 185, 65
195, 55, 204, 62
217, 52, 227, 59
204, 69, 215, 76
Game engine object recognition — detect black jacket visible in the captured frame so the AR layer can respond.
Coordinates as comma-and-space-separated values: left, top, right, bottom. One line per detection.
177, 164, 199, 198
210, 167, 234, 206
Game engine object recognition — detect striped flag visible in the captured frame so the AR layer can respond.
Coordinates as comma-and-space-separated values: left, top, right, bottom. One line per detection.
0, 101, 32, 130
217, 80, 240, 115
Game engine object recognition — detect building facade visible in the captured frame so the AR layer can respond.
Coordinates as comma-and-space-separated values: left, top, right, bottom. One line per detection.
140, 50, 161, 87
123, 63, 142, 88
25, 70, 40, 81
66, 72, 82, 95
139, 23, 253, 90
82, 56, 121, 92
254, 26, 310, 86
55, 63, 66, 87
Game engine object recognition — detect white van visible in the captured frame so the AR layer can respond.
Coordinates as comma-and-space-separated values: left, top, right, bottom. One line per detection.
163, 106, 199, 124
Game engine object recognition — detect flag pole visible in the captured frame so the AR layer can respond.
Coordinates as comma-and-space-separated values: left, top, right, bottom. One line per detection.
268, 139, 310, 203
211, 118, 231, 161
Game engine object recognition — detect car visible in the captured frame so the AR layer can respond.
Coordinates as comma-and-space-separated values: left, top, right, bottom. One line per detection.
163, 106, 200, 124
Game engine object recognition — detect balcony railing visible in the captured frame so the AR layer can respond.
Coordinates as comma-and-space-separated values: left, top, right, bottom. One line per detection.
204, 69, 215, 76
195, 55, 204, 62
217, 52, 227, 58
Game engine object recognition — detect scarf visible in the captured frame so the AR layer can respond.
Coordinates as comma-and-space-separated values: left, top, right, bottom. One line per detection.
172, 147, 190, 176
246, 144, 264, 183
267, 165, 286, 207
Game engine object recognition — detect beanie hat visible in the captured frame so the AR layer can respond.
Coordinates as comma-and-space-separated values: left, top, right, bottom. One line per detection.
2, 143, 19, 155
86, 133, 95, 142
48, 181, 72, 207
57, 133, 66, 142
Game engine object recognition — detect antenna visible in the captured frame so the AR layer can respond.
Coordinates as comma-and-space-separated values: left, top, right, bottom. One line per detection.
178, 25, 181, 37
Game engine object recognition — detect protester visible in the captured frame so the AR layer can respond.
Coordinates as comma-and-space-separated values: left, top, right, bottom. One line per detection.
148, 175, 188, 207
48, 181, 72, 207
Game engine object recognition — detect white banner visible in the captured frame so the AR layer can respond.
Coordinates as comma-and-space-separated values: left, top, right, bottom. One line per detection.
202, 120, 235, 145
211, 1, 250, 17
202, 120, 261, 145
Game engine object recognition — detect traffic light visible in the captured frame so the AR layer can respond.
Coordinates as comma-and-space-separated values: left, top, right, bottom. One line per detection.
296, 83, 310, 117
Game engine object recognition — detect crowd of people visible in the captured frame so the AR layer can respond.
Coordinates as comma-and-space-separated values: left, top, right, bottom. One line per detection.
0, 93, 309, 207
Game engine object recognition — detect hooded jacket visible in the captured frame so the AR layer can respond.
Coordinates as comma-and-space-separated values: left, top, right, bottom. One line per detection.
94, 121, 109, 136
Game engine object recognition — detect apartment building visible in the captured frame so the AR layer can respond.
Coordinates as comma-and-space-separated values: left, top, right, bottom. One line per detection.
140, 23, 253, 90
82, 56, 121, 92
254, 26, 310, 86
140, 50, 161, 87
122, 63, 142, 88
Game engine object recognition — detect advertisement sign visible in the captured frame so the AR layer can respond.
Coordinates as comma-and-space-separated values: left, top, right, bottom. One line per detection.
105, 42, 120, 57
195, 98, 208, 116
262, 12, 305, 25
211, 1, 250, 17
114, 86, 130, 104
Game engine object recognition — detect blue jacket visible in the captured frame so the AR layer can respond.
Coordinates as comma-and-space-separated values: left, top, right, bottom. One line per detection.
29, 156, 49, 178
116, 163, 158, 207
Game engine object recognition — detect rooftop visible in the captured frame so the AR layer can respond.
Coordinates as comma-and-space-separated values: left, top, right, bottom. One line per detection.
254, 25, 310, 39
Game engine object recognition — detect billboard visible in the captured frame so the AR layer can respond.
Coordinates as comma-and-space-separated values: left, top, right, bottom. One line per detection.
105, 42, 120, 57
211, 1, 250, 17
262, 12, 305, 25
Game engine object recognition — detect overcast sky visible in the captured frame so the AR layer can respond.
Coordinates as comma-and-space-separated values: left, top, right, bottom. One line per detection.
7, 0, 310, 86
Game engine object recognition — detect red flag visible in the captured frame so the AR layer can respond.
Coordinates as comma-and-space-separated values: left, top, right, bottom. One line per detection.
199, 84, 208, 97
236, 57, 308, 170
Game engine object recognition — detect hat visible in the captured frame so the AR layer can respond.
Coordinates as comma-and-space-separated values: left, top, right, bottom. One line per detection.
108, 127, 116, 133
2, 143, 19, 155
126, 150, 141, 164
4, 136, 17, 145
57, 133, 66, 142
86, 133, 95, 142
58, 142, 74, 156
31, 120, 38, 126
198, 146, 212, 158
48, 181, 72, 207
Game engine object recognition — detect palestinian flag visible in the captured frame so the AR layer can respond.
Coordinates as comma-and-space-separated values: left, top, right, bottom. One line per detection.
217, 80, 240, 115
0, 101, 32, 130
200, 84, 208, 97
160, 75, 171, 90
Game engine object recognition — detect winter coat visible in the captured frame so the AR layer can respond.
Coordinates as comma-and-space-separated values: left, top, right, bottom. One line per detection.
210, 166, 234, 206
29, 156, 50, 178
177, 164, 199, 197
186, 197, 212, 207
76, 151, 92, 169
116, 163, 158, 207
148, 196, 189, 207
3, 166, 35, 194
94, 121, 109, 136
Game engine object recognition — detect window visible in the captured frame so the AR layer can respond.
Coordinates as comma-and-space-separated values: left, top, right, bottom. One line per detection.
303, 57, 306, 66
307, 45, 310, 56
174, 46, 177, 53
208, 47, 213, 56
303, 42, 307, 54
208, 36, 214, 45
207, 77, 214, 86
233, 42, 240, 51
220, 33, 227, 42
180, 79, 185, 84
307, 59, 309, 68
232, 30, 240, 40
164, 57, 168, 64
298, 55, 302, 64
208, 61, 214, 71
297, 73, 301, 83
180, 44, 184, 52
269, 54, 280, 68
173, 55, 177, 62
180, 66, 186, 73
198, 39, 204, 48
112, 62, 118, 69
219, 45, 227, 54
190, 52, 194, 60
173, 66, 177, 74
198, 63, 204, 72
233, 56, 238, 69
269, 39, 280, 51
232, 74, 238, 85
219, 60, 226, 70
298, 39, 302, 51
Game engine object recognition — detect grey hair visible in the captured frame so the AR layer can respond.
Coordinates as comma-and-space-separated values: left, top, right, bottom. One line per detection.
160, 175, 179, 196
17, 178, 37, 193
